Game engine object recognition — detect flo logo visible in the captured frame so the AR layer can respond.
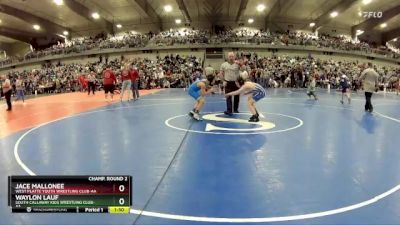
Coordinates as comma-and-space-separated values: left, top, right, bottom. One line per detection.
203, 113, 275, 132
362, 11, 383, 18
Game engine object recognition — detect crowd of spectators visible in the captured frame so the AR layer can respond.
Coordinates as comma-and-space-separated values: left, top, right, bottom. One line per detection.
23, 32, 151, 60
1, 28, 400, 68
24, 38, 97, 60
0, 32, 151, 66
2, 51, 399, 104
213, 29, 399, 58
99, 32, 150, 49
125, 54, 203, 89
149, 29, 210, 46
387, 41, 400, 54
0, 54, 203, 98
232, 52, 399, 91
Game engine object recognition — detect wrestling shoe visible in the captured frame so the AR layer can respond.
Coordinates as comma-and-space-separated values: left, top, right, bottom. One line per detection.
188, 111, 194, 117
193, 112, 203, 121
249, 116, 259, 122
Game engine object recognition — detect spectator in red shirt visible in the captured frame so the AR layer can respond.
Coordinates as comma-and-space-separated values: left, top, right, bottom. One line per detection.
130, 65, 140, 100
79, 74, 87, 92
120, 64, 132, 101
103, 66, 117, 101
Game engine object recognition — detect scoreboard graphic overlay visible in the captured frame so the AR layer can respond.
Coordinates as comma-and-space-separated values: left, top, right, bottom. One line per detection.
8, 176, 132, 214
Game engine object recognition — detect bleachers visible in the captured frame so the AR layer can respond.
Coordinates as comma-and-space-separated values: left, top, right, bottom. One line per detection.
1, 29, 400, 70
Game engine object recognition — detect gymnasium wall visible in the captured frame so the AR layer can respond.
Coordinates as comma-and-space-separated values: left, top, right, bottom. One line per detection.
204, 58, 226, 71
70, 22, 161, 38
3, 42, 31, 58
0, 63, 43, 74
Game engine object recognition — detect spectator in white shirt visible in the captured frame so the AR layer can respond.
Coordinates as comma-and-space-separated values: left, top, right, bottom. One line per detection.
1, 75, 12, 111
359, 62, 379, 113
15, 76, 25, 103
87, 72, 96, 95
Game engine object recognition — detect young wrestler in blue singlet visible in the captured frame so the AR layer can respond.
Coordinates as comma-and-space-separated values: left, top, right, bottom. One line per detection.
225, 77, 266, 122
188, 74, 215, 120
